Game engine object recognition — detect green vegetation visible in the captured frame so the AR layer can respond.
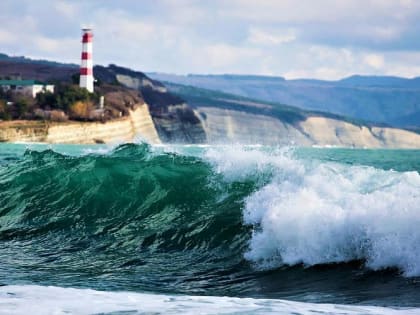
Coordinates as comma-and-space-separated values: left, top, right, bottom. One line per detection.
167, 82, 307, 125
151, 73, 420, 128
36, 84, 98, 112
0, 83, 97, 121
0, 87, 33, 120
166, 82, 384, 127
0, 99, 10, 120
14, 98, 29, 118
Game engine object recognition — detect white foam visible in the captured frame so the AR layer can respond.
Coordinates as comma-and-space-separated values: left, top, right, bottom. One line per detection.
203, 145, 420, 276
0, 285, 417, 315
204, 145, 297, 182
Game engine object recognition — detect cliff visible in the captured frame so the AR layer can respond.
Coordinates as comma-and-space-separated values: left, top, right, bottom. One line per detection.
94, 65, 207, 143
1, 54, 419, 148
0, 104, 160, 144
197, 107, 420, 148
0, 56, 207, 143
148, 72, 420, 129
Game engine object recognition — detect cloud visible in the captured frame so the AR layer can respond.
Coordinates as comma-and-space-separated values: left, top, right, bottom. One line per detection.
0, 1, 419, 79
363, 54, 385, 69
54, 1, 78, 19
0, 29, 15, 44
247, 27, 296, 46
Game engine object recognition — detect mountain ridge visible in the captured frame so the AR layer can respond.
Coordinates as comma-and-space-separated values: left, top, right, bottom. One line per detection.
148, 72, 420, 128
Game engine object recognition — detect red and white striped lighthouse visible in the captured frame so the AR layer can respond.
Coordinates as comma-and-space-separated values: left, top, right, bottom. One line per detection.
80, 28, 94, 93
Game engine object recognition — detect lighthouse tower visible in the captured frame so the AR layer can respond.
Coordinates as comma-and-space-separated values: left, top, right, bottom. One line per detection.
80, 28, 94, 93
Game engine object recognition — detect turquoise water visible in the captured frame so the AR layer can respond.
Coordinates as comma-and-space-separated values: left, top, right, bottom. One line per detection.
0, 143, 419, 314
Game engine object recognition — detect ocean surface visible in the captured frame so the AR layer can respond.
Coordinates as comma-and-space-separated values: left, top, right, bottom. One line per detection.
0, 142, 419, 315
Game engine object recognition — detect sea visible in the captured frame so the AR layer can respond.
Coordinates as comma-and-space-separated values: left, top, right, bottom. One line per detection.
0, 142, 419, 315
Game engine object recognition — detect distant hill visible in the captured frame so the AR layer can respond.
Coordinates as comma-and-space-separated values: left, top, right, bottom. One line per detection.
394, 111, 420, 130
165, 82, 375, 128
148, 73, 420, 128
337, 75, 420, 88
0, 53, 78, 68
0, 53, 78, 82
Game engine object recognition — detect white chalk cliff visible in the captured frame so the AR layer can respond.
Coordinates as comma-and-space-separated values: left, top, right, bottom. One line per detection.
0, 104, 160, 144
1, 103, 420, 148
197, 107, 420, 148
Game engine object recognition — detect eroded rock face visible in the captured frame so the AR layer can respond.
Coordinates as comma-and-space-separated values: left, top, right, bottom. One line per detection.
2, 104, 420, 148
195, 107, 420, 148
197, 107, 309, 145
94, 65, 207, 144
0, 104, 161, 144
300, 117, 420, 148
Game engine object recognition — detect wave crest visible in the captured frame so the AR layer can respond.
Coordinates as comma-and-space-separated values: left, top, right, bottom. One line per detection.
241, 152, 420, 276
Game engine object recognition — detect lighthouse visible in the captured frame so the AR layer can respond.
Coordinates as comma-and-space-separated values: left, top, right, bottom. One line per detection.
80, 28, 94, 93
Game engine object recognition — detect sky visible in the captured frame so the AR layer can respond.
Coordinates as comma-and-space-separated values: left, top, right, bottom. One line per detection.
1, 0, 420, 80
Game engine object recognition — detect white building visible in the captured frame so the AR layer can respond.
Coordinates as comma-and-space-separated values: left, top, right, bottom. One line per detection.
0, 80, 54, 98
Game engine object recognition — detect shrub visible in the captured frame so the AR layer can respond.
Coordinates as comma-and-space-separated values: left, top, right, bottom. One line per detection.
0, 99, 11, 120
50, 110, 68, 122
69, 101, 93, 120
36, 84, 93, 112
14, 98, 29, 119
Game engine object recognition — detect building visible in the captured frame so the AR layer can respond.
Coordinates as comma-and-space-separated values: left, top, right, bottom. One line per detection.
0, 80, 54, 98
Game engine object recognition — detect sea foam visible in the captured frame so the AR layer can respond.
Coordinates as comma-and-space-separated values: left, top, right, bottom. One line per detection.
0, 285, 418, 315
205, 146, 420, 276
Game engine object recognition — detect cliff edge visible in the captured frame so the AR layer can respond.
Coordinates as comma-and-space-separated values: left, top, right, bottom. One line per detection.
0, 104, 160, 144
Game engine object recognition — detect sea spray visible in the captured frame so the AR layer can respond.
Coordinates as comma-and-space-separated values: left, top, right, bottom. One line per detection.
243, 161, 420, 275
0, 143, 419, 307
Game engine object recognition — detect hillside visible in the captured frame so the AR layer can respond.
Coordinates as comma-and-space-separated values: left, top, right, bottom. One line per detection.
148, 73, 420, 129
1, 53, 420, 147
161, 82, 420, 147
0, 54, 206, 143
166, 82, 373, 127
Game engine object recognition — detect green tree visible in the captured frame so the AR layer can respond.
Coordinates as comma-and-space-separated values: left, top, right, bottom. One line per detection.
71, 73, 80, 85
0, 99, 11, 120
36, 91, 57, 109
14, 98, 28, 119
35, 84, 94, 112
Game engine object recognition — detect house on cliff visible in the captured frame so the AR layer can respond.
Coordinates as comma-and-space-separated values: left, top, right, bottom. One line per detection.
0, 79, 54, 98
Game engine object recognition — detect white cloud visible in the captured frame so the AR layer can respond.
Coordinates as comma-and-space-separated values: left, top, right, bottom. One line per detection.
0, 29, 15, 44
0, 1, 420, 79
54, 1, 78, 19
284, 67, 350, 80
363, 54, 385, 69
202, 43, 261, 68
247, 27, 296, 46
221, 0, 420, 23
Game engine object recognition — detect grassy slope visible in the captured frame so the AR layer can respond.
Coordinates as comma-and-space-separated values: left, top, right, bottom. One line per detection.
148, 73, 420, 128
166, 82, 380, 128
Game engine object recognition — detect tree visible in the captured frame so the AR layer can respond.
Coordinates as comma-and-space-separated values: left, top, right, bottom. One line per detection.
35, 84, 94, 112
71, 73, 80, 85
36, 91, 57, 109
14, 98, 29, 119
0, 99, 11, 120
69, 101, 93, 120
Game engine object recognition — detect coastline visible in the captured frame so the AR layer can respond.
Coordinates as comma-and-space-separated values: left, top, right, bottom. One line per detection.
0, 103, 161, 145
2, 105, 420, 148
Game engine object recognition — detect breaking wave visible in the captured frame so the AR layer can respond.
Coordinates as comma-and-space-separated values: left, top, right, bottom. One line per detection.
0, 143, 419, 304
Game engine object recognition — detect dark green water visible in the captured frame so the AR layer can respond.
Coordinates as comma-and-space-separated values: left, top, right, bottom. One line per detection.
0, 143, 419, 309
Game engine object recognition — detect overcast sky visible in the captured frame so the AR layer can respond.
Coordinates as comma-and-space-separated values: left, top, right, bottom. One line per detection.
1, 0, 420, 79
